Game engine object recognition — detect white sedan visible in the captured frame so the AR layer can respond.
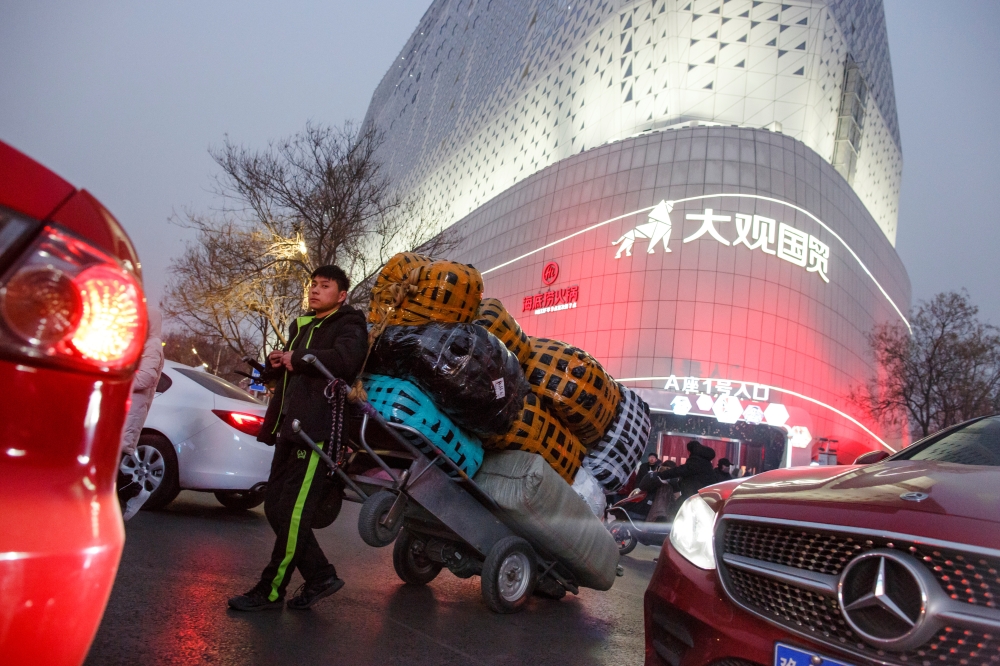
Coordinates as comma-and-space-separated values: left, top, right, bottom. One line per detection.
118, 361, 274, 511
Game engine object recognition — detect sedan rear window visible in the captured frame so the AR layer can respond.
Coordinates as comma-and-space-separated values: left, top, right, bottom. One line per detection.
895, 416, 1000, 467
173, 368, 262, 405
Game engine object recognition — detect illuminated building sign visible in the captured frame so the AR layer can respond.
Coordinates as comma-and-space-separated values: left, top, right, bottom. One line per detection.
541, 261, 559, 285
641, 377, 813, 449
663, 375, 770, 401
612, 199, 831, 283
522, 285, 579, 315
483, 193, 911, 332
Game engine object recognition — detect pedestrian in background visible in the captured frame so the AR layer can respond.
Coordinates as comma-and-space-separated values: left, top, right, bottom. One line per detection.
714, 458, 733, 482
635, 452, 659, 484
646, 461, 680, 522
656, 440, 717, 499
119, 306, 164, 521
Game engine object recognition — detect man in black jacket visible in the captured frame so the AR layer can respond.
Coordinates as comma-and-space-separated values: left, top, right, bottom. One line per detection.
714, 458, 733, 482
635, 452, 659, 486
228, 265, 369, 612
656, 440, 718, 499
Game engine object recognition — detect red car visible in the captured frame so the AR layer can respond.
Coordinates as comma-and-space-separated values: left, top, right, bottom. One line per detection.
644, 414, 1000, 666
0, 141, 146, 665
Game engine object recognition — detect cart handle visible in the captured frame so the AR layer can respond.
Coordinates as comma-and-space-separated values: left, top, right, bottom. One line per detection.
356, 413, 403, 485
291, 420, 368, 501
300, 353, 335, 381
386, 422, 502, 513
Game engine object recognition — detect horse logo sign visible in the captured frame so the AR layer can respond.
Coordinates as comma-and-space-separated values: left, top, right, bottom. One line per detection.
612, 200, 674, 258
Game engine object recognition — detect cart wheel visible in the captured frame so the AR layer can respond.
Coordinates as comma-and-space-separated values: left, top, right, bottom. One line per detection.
357, 490, 402, 547
393, 529, 442, 585
609, 521, 637, 555
481, 536, 537, 613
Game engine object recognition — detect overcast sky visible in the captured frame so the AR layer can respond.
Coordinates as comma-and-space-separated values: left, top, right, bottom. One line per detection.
1, 0, 997, 325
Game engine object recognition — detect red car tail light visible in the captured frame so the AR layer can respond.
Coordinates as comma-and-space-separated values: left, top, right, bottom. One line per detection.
0, 224, 146, 373
212, 410, 265, 437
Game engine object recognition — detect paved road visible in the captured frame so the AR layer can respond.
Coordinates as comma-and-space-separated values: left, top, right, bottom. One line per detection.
86, 491, 658, 665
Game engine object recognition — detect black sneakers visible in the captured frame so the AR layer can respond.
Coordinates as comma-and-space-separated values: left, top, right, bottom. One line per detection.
227, 583, 284, 612
286, 575, 345, 610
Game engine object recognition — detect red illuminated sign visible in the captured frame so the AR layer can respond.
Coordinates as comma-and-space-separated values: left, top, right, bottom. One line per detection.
522, 285, 579, 313
542, 261, 559, 285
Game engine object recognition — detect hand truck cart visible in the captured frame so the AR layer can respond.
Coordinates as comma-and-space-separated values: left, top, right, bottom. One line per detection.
292, 354, 585, 613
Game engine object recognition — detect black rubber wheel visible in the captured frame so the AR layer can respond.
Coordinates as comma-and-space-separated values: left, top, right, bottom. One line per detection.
481, 536, 537, 614
392, 529, 442, 585
119, 432, 180, 511
214, 489, 265, 511
312, 485, 344, 529
609, 522, 637, 555
357, 490, 402, 547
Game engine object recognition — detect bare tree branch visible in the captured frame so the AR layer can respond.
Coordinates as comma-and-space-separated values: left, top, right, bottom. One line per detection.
850, 290, 1000, 440
162, 121, 460, 360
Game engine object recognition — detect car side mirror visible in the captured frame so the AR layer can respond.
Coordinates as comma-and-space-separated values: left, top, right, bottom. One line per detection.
853, 450, 890, 465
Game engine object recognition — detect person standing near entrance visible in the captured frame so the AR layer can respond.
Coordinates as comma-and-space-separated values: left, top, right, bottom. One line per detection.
228, 266, 368, 612
714, 458, 733, 482
635, 452, 659, 485
656, 440, 717, 499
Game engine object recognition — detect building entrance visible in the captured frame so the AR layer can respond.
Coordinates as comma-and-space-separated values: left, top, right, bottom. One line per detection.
649, 413, 786, 477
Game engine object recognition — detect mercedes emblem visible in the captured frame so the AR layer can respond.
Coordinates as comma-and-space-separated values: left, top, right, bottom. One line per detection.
837, 549, 937, 650
899, 491, 929, 502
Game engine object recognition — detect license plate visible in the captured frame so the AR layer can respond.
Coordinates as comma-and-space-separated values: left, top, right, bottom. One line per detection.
775, 643, 855, 666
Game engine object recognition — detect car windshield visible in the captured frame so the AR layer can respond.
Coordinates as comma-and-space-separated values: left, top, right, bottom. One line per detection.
173, 368, 262, 405
893, 415, 1000, 467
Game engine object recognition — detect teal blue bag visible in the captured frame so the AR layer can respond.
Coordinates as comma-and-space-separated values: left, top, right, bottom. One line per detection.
364, 374, 484, 477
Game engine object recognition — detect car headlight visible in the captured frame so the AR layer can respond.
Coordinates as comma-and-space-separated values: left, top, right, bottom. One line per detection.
669, 494, 718, 569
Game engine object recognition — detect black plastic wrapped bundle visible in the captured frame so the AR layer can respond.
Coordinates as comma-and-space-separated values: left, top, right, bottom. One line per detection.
368, 323, 531, 438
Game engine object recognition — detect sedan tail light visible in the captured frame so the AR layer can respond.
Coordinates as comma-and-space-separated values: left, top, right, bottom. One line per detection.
212, 410, 265, 437
0, 223, 146, 373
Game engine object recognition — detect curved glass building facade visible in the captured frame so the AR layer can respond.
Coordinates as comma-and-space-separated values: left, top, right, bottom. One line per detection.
363, 0, 910, 466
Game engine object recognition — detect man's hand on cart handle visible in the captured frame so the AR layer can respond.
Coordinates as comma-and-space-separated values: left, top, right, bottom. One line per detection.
300, 354, 336, 382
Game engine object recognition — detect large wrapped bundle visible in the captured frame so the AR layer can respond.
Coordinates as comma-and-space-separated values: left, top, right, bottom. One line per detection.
522, 337, 620, 447
369, 252, 483, 328
364, 374, 484, 477
485, 392, 586, 484
582, 384, 651, 491
369, 323, 530, 438
473, 298, 530, 365
571, 466, 606, 518
474, 450, 619, 590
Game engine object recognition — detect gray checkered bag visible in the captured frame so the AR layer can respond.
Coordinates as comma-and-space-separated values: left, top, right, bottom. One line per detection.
582, 384, 650, 491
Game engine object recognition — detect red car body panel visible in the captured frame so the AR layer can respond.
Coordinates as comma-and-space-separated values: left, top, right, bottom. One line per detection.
49, 189, 142, 278
718, 462, 1000, 547
0, 142, 75, 220
0, 141, 139, 665
645, 541, 807, 666
644, 460, 1000, 666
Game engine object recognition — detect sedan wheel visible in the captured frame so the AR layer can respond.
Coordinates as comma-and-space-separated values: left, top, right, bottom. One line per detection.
118, 433, 180, 511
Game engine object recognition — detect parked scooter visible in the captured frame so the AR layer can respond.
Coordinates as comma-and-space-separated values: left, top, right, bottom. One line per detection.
605, 490, 672, 555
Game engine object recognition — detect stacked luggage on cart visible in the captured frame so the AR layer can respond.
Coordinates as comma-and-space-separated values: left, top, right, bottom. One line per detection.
326, 252, 651, 613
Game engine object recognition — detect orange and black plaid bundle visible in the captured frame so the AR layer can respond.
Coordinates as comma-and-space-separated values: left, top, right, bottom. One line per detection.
473, 298, 531, 364
369, 252, 483, 328
486, 392, 586, 484
521, 337, 620, 447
